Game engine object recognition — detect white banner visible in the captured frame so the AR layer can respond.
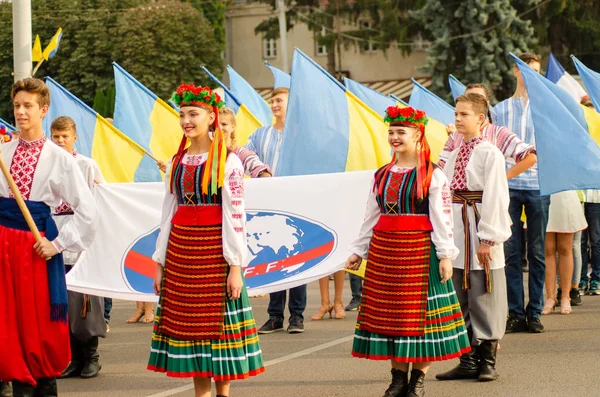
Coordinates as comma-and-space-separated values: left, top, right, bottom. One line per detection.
67, 171, 373, 301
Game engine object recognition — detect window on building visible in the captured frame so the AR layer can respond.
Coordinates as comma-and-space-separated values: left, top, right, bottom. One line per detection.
316, 27, 328, 56
263, 38, 277, 59
360, 20, 378, 53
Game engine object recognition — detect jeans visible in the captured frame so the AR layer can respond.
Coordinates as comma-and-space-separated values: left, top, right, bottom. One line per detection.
349, 273, 362, 299
268, 284, 307, 322
504, 189, 550, 320
581, 203, 600, 282
573, 230, 582, 285
103, 297, 113, 322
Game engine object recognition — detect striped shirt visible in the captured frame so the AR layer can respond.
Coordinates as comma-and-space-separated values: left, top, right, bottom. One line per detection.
438, 123, 536, 169
583, 190, 600, 203
244, 125, 283, 175
493, 97, 539, 190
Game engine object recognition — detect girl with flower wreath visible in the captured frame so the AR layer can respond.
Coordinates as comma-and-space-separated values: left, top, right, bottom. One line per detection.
345, 106, 470, 397
148, 84, 264, 397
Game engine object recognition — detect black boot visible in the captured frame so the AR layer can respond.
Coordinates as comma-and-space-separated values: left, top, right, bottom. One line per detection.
0, 382, 12, 397
11, 381, 34, 397
80, 337, 102, 379
382, 368, 408, 397
435, 348, 479, 380
60, 335, 84, 378
478, 340, 499, 381
406, 369, 426, 397
33, 378, 57, 397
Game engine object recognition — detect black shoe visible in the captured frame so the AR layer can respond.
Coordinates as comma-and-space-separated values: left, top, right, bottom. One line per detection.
406, 369, 426, 397
11, 381, 34, 397
477, 340, 499, 382
382, 368, 408, 397
0, 382, 12, 397
258, 319, 284, 334
436, 349, 479, 380
80, 337, 102, 379
570, 288, 583, 306
527, 317, 544, 333
59, 360, 84, 378
345, 297, 361, 311
505, 316, 527, 333
34, 378, 57, 397
287, 317, 305, 333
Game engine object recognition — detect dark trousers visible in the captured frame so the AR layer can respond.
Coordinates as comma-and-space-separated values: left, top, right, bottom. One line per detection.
504, 189, 550, 320
268, 284, 307, 322
103, 298, 112, 322
581, 203, 600, 282
349, 273, 362, 299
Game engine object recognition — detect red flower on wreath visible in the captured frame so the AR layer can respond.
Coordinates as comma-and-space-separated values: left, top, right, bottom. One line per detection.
414, 110, 425, 121
386, 106, 400, 118
399, 107, 414, 118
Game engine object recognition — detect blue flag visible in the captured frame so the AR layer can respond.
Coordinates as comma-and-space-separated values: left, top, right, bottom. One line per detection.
343, 77, 395, 116
513, 53, 600, 194
265, 61, 291, 89
227, 65, 273, 126
408, 78, 455, 125
389, 94, 408, 107
572, 56, 600, 110
449, 74, 466, 100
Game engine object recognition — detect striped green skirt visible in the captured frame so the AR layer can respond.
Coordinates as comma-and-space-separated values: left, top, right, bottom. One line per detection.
352, 245, 470, 363
147, 286, 265, 380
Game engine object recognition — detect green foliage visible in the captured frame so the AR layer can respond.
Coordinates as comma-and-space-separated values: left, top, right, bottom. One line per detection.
413, 0, 537, 101
0, 0, 224, 121
92, 86, 115, 118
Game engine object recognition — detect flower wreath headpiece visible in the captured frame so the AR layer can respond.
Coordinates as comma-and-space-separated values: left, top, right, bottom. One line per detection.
382, 105, 433, 199
170, 84, 227, 197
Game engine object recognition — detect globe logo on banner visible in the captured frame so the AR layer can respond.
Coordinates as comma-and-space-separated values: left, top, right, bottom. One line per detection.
122, 228, 160, 294
121, 211, 336, 293
243, 211, 337, 288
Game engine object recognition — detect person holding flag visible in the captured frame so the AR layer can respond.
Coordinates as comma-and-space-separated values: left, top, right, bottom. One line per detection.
148, 84, 264, 397
0, 78, 98, 396
346, 105, 470, 397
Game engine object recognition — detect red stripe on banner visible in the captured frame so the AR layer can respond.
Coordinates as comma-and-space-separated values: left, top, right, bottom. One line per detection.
244, 240, 335, 277
125, 250, 156, 278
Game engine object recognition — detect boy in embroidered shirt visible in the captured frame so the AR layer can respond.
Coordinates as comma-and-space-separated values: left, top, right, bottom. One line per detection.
437, 93, 511, 383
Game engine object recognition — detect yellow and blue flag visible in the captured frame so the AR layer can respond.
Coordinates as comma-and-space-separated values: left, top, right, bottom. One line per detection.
265, 61, 291, 89
389, 94, 409, 106
409, 78, 455, 126
32, 35, 42, 63
112, 63, 180, 181
277, 49, 393, 176
514, 54, 600, 195
572, 56, 600, 110
546, 53, 587, 101
226, 65, 273, 126
201, 66, 263, 146
449, 74, 466, 100
42, 28, 63, 61
43, 77, 147, 183
0, 118, 15, 132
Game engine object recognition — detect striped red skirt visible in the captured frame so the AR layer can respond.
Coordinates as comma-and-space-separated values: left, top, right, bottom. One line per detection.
158, 205, 229, 340
359, 215, 433, 337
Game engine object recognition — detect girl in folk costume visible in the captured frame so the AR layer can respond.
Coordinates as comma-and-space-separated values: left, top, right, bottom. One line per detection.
345, 106, 470, 397
148, 84, 264, 397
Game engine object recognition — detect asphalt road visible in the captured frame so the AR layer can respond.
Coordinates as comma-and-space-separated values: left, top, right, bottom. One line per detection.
56, 279, 600, 397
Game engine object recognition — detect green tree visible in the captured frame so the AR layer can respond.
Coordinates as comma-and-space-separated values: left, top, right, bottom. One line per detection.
412, 0, 537, 101
183, 0, 227, 58
253, 0, 423, 75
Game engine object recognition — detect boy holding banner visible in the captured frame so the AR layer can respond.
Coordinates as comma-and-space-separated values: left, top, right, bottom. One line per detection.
0, 78, 98, 396
437, 93, 511, 382
50, 116, 107, 380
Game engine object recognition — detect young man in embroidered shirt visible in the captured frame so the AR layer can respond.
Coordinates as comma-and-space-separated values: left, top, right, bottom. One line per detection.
493, 53, 550, 334
245, 88, 307, 334
51, 116, 107, 380
437, 93, 511, 382
0, 78, 98, 396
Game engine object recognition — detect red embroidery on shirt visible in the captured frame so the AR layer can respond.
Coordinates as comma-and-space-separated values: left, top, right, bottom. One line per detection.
228, 168, 244, 199
9, 136, 46, 200
450, 136, 483, 191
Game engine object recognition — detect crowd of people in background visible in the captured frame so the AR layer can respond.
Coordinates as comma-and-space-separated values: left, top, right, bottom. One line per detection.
1, 50, 599, 397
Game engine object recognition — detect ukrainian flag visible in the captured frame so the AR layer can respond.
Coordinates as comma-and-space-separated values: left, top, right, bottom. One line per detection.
42, 28, 63, 61
513, 54, 600, 194
43, 77, 147, 183
409, 79, 455, 126
113, 63, 180, 181
226, 65, 273, 126
32, 35, 42, 63
265, 61, 291, 89
0, 118, 15, 132
449, 74, 466, 100
277, 49, 392, 176
201, 66, 263, 146
572, 56, 600, 110
343, 78, 447, 163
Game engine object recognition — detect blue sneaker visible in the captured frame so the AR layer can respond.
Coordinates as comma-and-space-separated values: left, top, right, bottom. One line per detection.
579, 281, 588, 296
590, 280, 600, 295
